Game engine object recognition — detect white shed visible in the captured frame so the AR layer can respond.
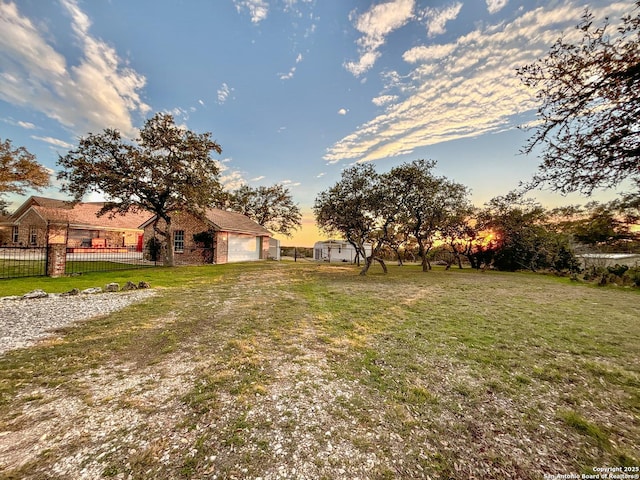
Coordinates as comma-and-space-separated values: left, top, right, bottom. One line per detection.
313, 239, 372, 263
268, 238, 281, 260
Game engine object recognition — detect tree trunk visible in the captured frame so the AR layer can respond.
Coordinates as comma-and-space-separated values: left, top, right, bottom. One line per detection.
394, 248, 404, 266
418, 242, 431, 271
360, 256, 388, 275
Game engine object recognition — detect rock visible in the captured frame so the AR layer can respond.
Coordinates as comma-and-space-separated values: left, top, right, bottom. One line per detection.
23, 289, 48, 299
122, 281, 138, 291
60, 288, 81, 297
138, 281, 151, 289
104, 283, 120, 292
1, 296, 22, 301
82, 287, 103, 295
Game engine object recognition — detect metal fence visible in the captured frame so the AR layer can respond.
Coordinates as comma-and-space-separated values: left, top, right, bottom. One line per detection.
64, 245, 158, 275
0, 246, 48, 279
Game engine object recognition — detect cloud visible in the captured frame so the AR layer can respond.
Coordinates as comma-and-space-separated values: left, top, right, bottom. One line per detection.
371, 95, 399, 107
337, 108, 348, 115
216, 158, 247, 191
279, 53, 303, 80
403, 43, 456, 63
31, 135, 74, 149
0, 0, 149, 139
344, 0, 415, 77
217, 83, 233, 104
279, 66, 296, 80
422, 2, 463, 38
198, 99, 205, 106
250, 175, 266, 182
280, 179, 301, 187
486, 0, 509, 14
325, 2, 629, 165
233, 0, 269, 24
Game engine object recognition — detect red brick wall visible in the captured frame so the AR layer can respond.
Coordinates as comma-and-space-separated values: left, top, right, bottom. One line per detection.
12, 210, 48, 246
143, 211, 217, 265
142, 211, 270, 265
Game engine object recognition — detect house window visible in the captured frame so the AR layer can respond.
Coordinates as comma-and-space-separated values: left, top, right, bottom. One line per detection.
29, 226, 38, 245
174, 230, 185, 253
12, 226, 19, 243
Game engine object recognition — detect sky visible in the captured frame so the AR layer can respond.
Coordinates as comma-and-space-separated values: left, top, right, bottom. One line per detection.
0, 0, 634, 246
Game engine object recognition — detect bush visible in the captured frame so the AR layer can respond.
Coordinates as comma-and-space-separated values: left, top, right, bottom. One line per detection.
146, 237, 162, 261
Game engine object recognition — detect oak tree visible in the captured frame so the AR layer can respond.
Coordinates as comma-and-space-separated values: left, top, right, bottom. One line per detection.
0, 138, 50, 213
57, 113, 223, 266
314, 164, 388, 275
385, 160, 469, 272
228, 184, 302, 236
518, 2, 640, 195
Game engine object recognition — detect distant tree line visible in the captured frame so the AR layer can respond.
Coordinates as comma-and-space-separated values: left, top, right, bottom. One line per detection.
314, 161, 639, 277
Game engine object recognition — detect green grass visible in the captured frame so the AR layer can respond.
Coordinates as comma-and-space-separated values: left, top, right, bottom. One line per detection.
0, 262, 638, 479
0, 263, 242, 296
0, 259, 47, 279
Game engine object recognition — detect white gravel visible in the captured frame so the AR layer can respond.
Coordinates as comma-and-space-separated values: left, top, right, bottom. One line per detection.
0, 290, 156, 354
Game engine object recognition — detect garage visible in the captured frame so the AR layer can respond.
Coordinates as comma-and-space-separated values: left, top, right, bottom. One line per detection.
228, 234, 262, 262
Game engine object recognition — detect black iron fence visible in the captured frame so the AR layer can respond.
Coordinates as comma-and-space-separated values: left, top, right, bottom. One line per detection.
64, 245, 158, 275
0, 246, 48, 279
0, 245, 158, 280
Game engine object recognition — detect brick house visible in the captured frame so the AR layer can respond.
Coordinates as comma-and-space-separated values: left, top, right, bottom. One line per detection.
0, 196, 150, 249
140, 208, 272, 265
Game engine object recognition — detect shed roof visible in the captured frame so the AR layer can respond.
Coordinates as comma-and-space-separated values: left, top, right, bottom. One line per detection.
139, 208, 271, 236
204, 208, 271, 236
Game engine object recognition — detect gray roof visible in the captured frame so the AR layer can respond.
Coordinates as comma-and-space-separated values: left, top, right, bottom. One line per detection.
204, 208, 271, 236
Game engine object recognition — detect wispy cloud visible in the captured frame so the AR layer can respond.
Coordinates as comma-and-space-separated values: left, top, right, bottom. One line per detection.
344, 0, 415, 77
281, 179, 301, 187
0, 0, 149, 138
372, 95, 399, 107
31, 135, 74, 149
422, 2, 463, 38
325, 2, 628, 164
18, 120, 36, 129
233, 0, 269, 24
217, 83, 233, 104
250, 175, 266, 182
279, 53, 303, 80
216, 158, 247, 191
486, 0, 509, 14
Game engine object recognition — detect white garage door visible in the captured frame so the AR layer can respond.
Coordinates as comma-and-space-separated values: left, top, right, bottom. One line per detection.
228, 234, 260, 262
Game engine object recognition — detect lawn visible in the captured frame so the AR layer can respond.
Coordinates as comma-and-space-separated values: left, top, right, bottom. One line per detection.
0, 262, 638, 479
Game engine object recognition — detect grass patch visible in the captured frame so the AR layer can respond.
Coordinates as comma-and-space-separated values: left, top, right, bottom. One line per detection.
1, 262, 638, 479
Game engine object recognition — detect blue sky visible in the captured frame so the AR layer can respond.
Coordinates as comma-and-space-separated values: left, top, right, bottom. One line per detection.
0, 0, 633, 245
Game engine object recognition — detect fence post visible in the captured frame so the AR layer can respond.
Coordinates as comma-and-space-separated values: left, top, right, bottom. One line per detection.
46, 222, 68, 277
46, 244, 67, 277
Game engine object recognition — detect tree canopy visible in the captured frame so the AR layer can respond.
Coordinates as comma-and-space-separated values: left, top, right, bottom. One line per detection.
227, 184, 302, 236
57, 112, 223, 266
518, 2, 640, 195
314, 164, 385, 274
0, 138, 50, 213
314, 160, 471, 275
